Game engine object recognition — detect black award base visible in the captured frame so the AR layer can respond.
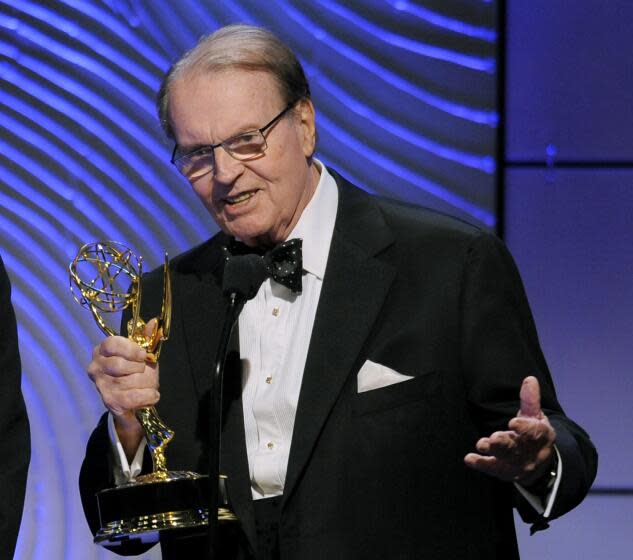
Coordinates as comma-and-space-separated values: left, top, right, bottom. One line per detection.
95, 472, 237, 547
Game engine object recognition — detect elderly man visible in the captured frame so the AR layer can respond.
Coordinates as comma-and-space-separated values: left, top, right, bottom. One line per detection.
80, 24, 597, 559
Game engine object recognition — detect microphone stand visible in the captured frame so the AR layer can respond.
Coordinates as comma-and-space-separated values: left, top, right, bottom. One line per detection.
207, 252, 268, 558
208, 292, 243, 559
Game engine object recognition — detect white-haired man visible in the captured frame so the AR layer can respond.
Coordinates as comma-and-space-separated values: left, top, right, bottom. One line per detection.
80, 24, 597, 560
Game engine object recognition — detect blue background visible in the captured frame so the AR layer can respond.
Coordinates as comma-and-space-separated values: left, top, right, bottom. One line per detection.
1, 1, 631, 558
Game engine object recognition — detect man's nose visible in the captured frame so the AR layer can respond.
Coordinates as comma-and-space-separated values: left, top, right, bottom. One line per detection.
213, 147, 244, 183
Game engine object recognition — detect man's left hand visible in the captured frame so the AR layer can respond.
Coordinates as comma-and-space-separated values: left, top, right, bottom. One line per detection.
464, 376, 556, 486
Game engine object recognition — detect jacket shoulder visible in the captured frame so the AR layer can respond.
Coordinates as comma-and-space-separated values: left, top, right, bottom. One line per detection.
375, 195, 484, 242
332, 169, 490, 258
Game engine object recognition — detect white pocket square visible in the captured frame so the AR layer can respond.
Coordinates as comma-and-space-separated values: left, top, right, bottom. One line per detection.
357, 360, 413, 393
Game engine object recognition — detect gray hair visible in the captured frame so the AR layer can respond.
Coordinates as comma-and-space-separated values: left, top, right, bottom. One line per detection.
157, 24, 311, 139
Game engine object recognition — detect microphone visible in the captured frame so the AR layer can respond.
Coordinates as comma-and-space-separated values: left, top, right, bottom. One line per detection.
222, 253, 269, 303
208, 253, 268, 558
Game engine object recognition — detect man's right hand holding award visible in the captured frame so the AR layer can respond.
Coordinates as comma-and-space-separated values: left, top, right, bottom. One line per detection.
88, 321, 161, 468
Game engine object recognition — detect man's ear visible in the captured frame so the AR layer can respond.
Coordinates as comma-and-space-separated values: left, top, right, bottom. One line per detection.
297, 98, 317, 158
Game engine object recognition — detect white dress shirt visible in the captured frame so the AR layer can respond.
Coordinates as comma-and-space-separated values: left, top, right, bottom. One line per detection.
240, 160, 337, 498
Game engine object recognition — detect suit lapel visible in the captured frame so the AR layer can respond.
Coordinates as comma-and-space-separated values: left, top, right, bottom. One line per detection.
178, 235, 228, 400
283, 175, 396, 503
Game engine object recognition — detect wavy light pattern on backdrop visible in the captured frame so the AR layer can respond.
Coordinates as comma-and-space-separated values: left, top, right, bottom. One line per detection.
0, 1, 497, 558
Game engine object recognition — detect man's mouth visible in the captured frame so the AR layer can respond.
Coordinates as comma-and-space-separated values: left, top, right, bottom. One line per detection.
224, 191, 256, 205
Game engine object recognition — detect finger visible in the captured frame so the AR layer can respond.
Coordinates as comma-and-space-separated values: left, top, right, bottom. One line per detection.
143, 317, 164, 347
87, 358, 141, 384
142, 318, 164, 362
144, 317, 158, 338
475, 432, 521, 462
476, 430, 516, 446
519, 376, 541, 418
99, 355, 148, 377
464, 453, 516, 481
94, 367, 158, 404
99, 336, 147, 362
102, 386, 161, 417
474, 437, 490, 454
464, 452, 497, 468
508, 417, 555, 442
102, 367, 159, 390
484, 431, 520, 455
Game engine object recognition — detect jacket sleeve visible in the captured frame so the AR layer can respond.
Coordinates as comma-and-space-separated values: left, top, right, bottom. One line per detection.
79, 412, 157, 556
459, 232, 598, 524
0, 255, 30, 558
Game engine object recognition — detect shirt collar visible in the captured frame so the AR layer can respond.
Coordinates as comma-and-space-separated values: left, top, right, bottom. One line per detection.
287, 159, 338, 281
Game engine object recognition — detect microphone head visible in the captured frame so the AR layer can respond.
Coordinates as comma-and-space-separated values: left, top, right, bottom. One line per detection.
222, 254, 268, 301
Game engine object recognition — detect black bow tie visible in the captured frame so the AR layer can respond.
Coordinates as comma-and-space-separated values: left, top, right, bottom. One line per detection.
223, 238, 303, 294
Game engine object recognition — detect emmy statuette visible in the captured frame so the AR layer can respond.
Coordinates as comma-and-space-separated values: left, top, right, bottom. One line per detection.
69, 241, 237, 547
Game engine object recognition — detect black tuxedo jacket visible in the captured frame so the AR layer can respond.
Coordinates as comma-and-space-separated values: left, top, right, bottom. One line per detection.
80, 171, 597, 559
0, 255, 30, 559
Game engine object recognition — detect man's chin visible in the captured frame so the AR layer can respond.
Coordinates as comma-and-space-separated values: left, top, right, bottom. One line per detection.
223, 224, 270, 247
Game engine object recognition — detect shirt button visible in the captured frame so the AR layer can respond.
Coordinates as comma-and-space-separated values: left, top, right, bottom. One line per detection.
267, 442, 275, 450
272, 307, 280, 317
265, 376, 273, 384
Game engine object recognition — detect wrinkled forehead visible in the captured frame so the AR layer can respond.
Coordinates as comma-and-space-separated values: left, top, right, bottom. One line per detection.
172, 67, 284, 114
168, 68, 285, 144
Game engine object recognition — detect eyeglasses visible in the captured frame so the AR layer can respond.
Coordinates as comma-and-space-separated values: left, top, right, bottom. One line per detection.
171, 101, 297, 179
